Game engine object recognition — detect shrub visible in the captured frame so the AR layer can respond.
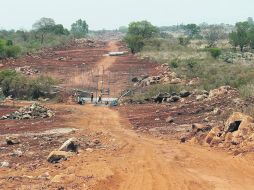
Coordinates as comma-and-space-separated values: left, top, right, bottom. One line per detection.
170, 58, 180, 68
178, 37, 190, 46
5, 45, 21, 58
29, 76, 56, 99
0, 69, 56, 99
208, 48, 222, 58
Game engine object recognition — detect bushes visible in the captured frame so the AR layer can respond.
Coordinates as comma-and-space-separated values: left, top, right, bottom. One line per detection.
208, 48, 222, 58
0, 39, 21, 58
5, 45, 21, 58
0, 69, 56, 99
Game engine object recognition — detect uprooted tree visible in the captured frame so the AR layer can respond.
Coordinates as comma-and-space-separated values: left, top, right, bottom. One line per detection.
124, 20, 158, 53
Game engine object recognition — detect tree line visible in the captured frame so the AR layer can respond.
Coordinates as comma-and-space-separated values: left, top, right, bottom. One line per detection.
124, 18, 254, 54
0, 18, 89, 59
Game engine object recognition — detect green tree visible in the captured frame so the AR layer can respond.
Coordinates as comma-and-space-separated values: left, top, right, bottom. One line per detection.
124, 20, 158, 53
184, 24, 200, 38
229, 22, 250, 52
71, 19, 89, 38
32, 17, 56, 44
248, 26, 254, 49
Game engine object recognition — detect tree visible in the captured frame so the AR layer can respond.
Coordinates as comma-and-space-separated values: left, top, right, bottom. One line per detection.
124, 20, 158, 53
32, 17, 56, 44
71, 19, 89, 38
118, 26, 128, 33
184, 24, 200, 38
204, 25, 225, 47
248, 26, 254, 49
229, 22, 250, 52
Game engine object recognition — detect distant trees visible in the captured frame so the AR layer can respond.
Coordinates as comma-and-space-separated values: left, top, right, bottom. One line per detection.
184, 24, 200, 38
229, 21, 252, 52
124, 20, 158, 53
70, 19, 89, 38
204, 25, 225, 47
33, 17, 69, 44
33, 17, 56, 44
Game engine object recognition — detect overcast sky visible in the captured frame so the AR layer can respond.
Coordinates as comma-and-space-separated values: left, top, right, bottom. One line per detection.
0, 0, 253, 30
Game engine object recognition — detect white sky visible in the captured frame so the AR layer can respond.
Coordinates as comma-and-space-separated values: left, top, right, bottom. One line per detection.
0, 0, 253, 30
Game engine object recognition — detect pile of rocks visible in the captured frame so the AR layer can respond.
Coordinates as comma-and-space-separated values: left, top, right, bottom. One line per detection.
188, 112, 254, 154
15, 66, 39, 75
220, 52, 254, 63
152, 90, 191, 103
133, 64, 183, 87
0, 103, 54, 120
194, 86, 238, 102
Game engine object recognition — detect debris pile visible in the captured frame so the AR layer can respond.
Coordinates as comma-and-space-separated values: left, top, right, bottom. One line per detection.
152, 90, 191, 103
0, 103, 54, 120
15, 66, 39, 75
186, 112, 254, 154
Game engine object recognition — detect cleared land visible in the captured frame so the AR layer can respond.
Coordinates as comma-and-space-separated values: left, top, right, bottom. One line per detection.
0, 41, 254, 190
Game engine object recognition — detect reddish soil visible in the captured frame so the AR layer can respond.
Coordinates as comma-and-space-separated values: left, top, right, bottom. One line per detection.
0, 41, 254, 190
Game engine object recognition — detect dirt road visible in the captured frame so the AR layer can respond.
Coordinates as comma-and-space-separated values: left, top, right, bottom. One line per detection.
60, 104, 253, 190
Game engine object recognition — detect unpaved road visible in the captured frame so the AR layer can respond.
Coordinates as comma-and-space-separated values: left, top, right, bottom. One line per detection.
50, 104, 254, 190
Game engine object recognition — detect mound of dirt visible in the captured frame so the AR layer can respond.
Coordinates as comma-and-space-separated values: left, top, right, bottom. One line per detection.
0, 103, 54, 120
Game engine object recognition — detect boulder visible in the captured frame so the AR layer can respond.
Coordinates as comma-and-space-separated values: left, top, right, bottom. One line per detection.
224, 112, 253, 133
58, 138, 79, 152
209, 86, 234, 98
47, 151, 73, 163
6, 136, 20, 145
196, 94, 208, 101
0, 161, 10, 168
179, 90, 191, 98
165, 116, 174, 123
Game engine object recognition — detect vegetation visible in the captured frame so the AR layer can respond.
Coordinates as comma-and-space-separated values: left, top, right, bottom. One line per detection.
136, 18, 254, 100
0, 39, 21, 59
0, 69, 56, 99
229, 21, 254, 52
71, 19, 89, 38
124, 21, 158, 53
0, 17, 89, 59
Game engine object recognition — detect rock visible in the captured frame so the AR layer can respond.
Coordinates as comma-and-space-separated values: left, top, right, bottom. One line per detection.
170, 78, 182, 84
192, 123, 212, 133
93, 139, 101, 145
209, 86, 235, 98
196, 94, 208, 101
47, 151, 73, 163
213, 108, 221, 115
0, 161, 10, 168
165, 116, 174, 123
179, 90, 191, 98
171, 95, 181, 102
11, 149, 23, 157
224, 112, 253, 133
1, 103, 54, 120
152, 93, 170, 103
58, 138, 79, 152
180, 136, 186, 143
6, 136, 20, 145
86, 148, 94, 153
132, 77, 141, 83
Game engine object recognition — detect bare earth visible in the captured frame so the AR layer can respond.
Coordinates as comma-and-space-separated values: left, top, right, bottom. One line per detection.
1, 41, 254, 190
